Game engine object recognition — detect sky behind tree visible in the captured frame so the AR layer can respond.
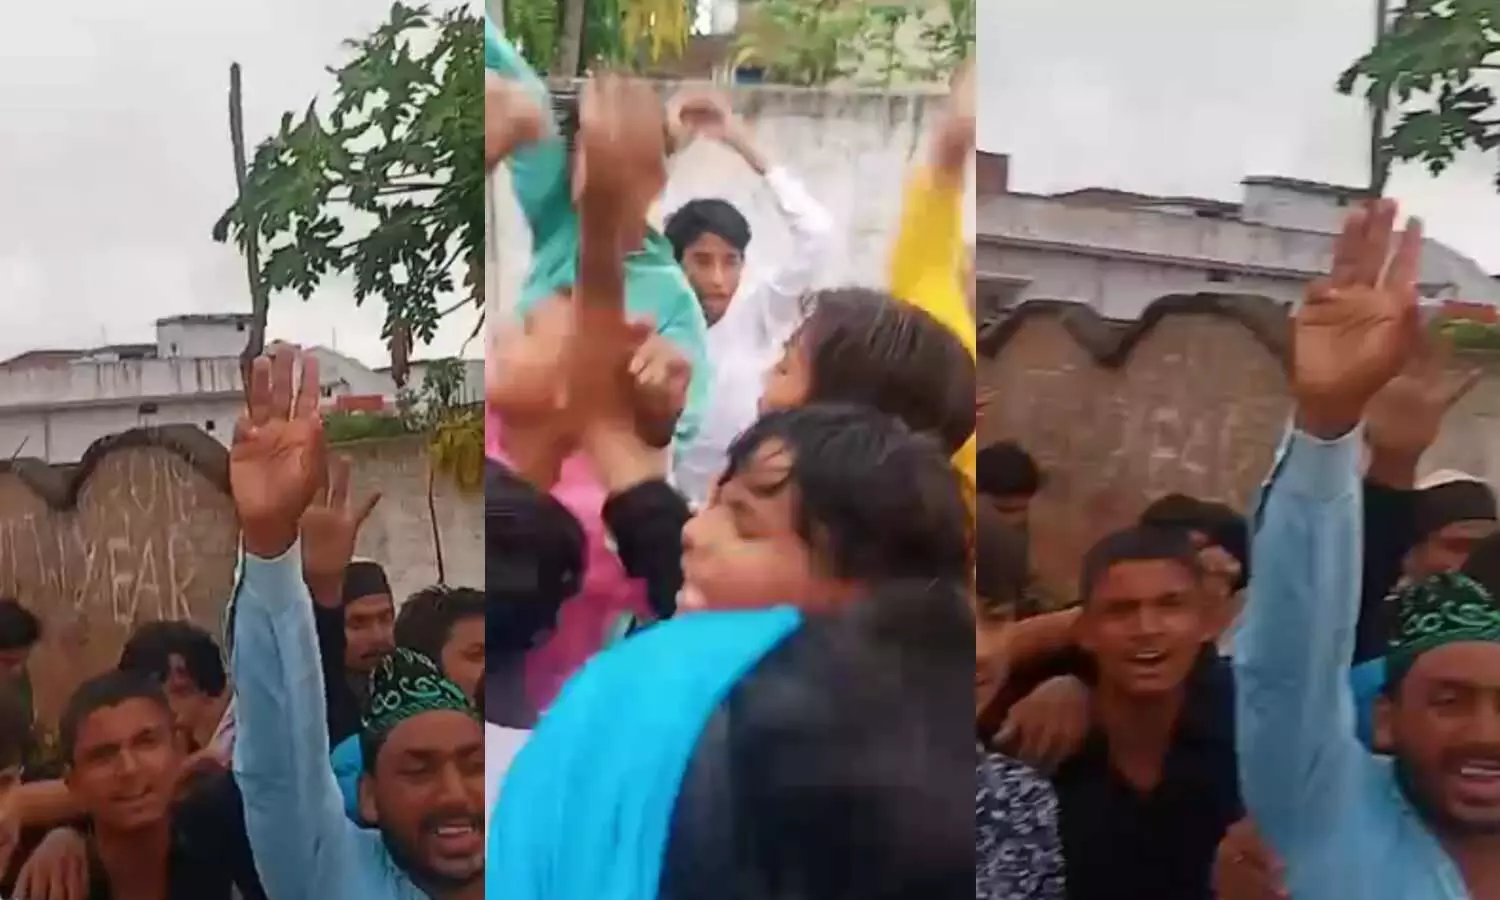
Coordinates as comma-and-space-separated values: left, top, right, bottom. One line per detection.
979, 0, 1500, 277
0, 0, 481, 367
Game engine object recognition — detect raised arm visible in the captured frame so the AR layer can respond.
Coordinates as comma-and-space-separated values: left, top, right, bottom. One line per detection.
1234, 200, 1424, 856
889, 62, 975, 359
888, 63, 976, 488
229, 347, 362, 900
486, 17, 570, 244
670, 94, 835, 341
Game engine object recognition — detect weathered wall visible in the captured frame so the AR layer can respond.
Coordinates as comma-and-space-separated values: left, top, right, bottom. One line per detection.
493, 82, 971, 317
0, 428, 480, 724
978, 296, 1500, 601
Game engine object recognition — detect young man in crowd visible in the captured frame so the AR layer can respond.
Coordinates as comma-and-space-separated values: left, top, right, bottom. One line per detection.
977, 440, 1044, 533
663, 90, 836, 506
1235, 199, 1500, 898
117, 621, 232, 759
0, 600, 42, 766
1043, 526, 1239, 900
297, 455, 386, 746
39, 671, 265, 899
332, 586, 486, 822
232, 345, 484, 900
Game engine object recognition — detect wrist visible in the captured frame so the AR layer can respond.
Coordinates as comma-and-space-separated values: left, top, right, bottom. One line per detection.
241, 527, 297, 561
1295, 403, 1362, 441
1366, 450, 1420, 489
304, 572, 345, 606
730, 132, 768, 174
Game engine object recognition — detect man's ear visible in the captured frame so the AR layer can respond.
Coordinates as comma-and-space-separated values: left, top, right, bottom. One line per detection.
357, 774, 380, 827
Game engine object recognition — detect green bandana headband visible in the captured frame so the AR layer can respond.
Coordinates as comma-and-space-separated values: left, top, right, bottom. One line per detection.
1388, 572, 1500, 680
362, 648, 475, 745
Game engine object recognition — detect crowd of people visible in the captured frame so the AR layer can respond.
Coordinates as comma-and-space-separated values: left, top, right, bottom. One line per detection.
979, 202, 1500, 900
2, 13, 1492, 900
486, 11, 975, 899
0, 386, 485, 900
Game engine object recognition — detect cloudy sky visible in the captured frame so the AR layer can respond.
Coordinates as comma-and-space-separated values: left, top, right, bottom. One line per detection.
980, 0, 1500, 274
0, 0, 481, 367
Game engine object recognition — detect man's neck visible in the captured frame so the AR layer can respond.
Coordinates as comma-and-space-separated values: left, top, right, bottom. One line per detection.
95, 820, 172, 899
1093, 682, 1187, 792
485, 654, 535, 728
1440, 827, 1500, 897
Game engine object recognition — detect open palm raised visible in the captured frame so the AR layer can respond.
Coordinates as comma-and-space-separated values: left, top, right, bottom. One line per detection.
231, 345, 327, 558
1294, 199, 1424, 438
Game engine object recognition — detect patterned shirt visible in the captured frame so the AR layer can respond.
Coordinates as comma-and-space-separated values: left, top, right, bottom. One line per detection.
977, 748, 1066, 900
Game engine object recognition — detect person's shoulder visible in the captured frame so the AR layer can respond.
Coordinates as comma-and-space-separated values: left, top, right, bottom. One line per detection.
978, 750, 1058, 824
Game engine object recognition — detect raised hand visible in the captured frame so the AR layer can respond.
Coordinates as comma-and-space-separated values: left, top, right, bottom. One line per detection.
932, 59, 974, 180
666, 87, 731, 148
301, 454, 381, 601
1365, 335, 1481, 471
575, 73, 667, 233
1294, 200, 1423, 439
627, 322, 692, 448
231, 345, 326, 559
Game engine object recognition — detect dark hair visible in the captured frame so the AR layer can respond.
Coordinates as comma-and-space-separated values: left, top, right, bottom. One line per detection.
975, 441, 1042, 499
796, 289, 976, 455
0, 600, 41, 652
59, 671, 171, 764
0, 681, 30, 770
664, 199, 752, 259
720, 405, 972, 586
118, 620, 228, 698
1139, 494, 1249, 591
1461, 529, 1500, 598
661, 579, 973, 899
1078, 526, 1202, 605
974, 503, 1028, 618
396, 586, 485, 665
486, 459, 586, 661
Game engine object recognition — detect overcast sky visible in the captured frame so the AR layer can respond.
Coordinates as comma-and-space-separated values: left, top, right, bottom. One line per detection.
0, 0, 481, 367
980, 0, 1500, 274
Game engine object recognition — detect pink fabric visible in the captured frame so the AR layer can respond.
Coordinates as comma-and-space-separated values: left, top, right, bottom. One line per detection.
488, 410, 650, 712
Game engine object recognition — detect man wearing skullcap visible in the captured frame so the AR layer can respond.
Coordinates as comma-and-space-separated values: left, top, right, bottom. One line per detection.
231, 346, 483, 900
1407, 470, 1498, 579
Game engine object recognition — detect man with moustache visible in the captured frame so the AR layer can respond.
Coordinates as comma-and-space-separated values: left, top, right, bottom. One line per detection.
231, 345, 484, 900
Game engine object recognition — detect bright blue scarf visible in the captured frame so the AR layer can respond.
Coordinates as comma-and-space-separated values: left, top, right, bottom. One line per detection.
487, 607, 802, 899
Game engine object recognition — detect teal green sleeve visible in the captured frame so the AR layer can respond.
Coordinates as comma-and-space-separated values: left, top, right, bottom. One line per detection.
486, 17, 571, 248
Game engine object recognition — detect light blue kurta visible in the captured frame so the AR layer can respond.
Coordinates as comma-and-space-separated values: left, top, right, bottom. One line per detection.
1235, 426, 1472, 900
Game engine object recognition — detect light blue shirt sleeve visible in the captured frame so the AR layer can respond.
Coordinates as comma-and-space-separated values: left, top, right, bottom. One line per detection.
487, 18, 570, 247
1349, 657, 1386, 749
1234, 426, 1370, 854
231, 544, 412, 900
331, 735, 365, 822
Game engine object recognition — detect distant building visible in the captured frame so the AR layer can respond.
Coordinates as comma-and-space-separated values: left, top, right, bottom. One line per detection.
975, 154, 1500, 324
0, 314, 473, 464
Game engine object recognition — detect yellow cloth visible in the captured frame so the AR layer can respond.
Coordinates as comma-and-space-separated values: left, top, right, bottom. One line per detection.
887, 167, 977, 495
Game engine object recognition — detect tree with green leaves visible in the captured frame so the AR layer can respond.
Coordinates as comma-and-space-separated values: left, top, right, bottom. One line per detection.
1340, 0, 1500, 191
215, 2, 482, 382
503, 0, 692, 75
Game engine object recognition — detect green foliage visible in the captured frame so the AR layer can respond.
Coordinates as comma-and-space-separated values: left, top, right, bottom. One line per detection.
323, 410, 417, 444
1439, 317, 1500, 351
503, 0, 692, 75
1340, 0, 1500, 184
213, 3, 483, 354
320, 356, 483, 491
734, 0, 972, 87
